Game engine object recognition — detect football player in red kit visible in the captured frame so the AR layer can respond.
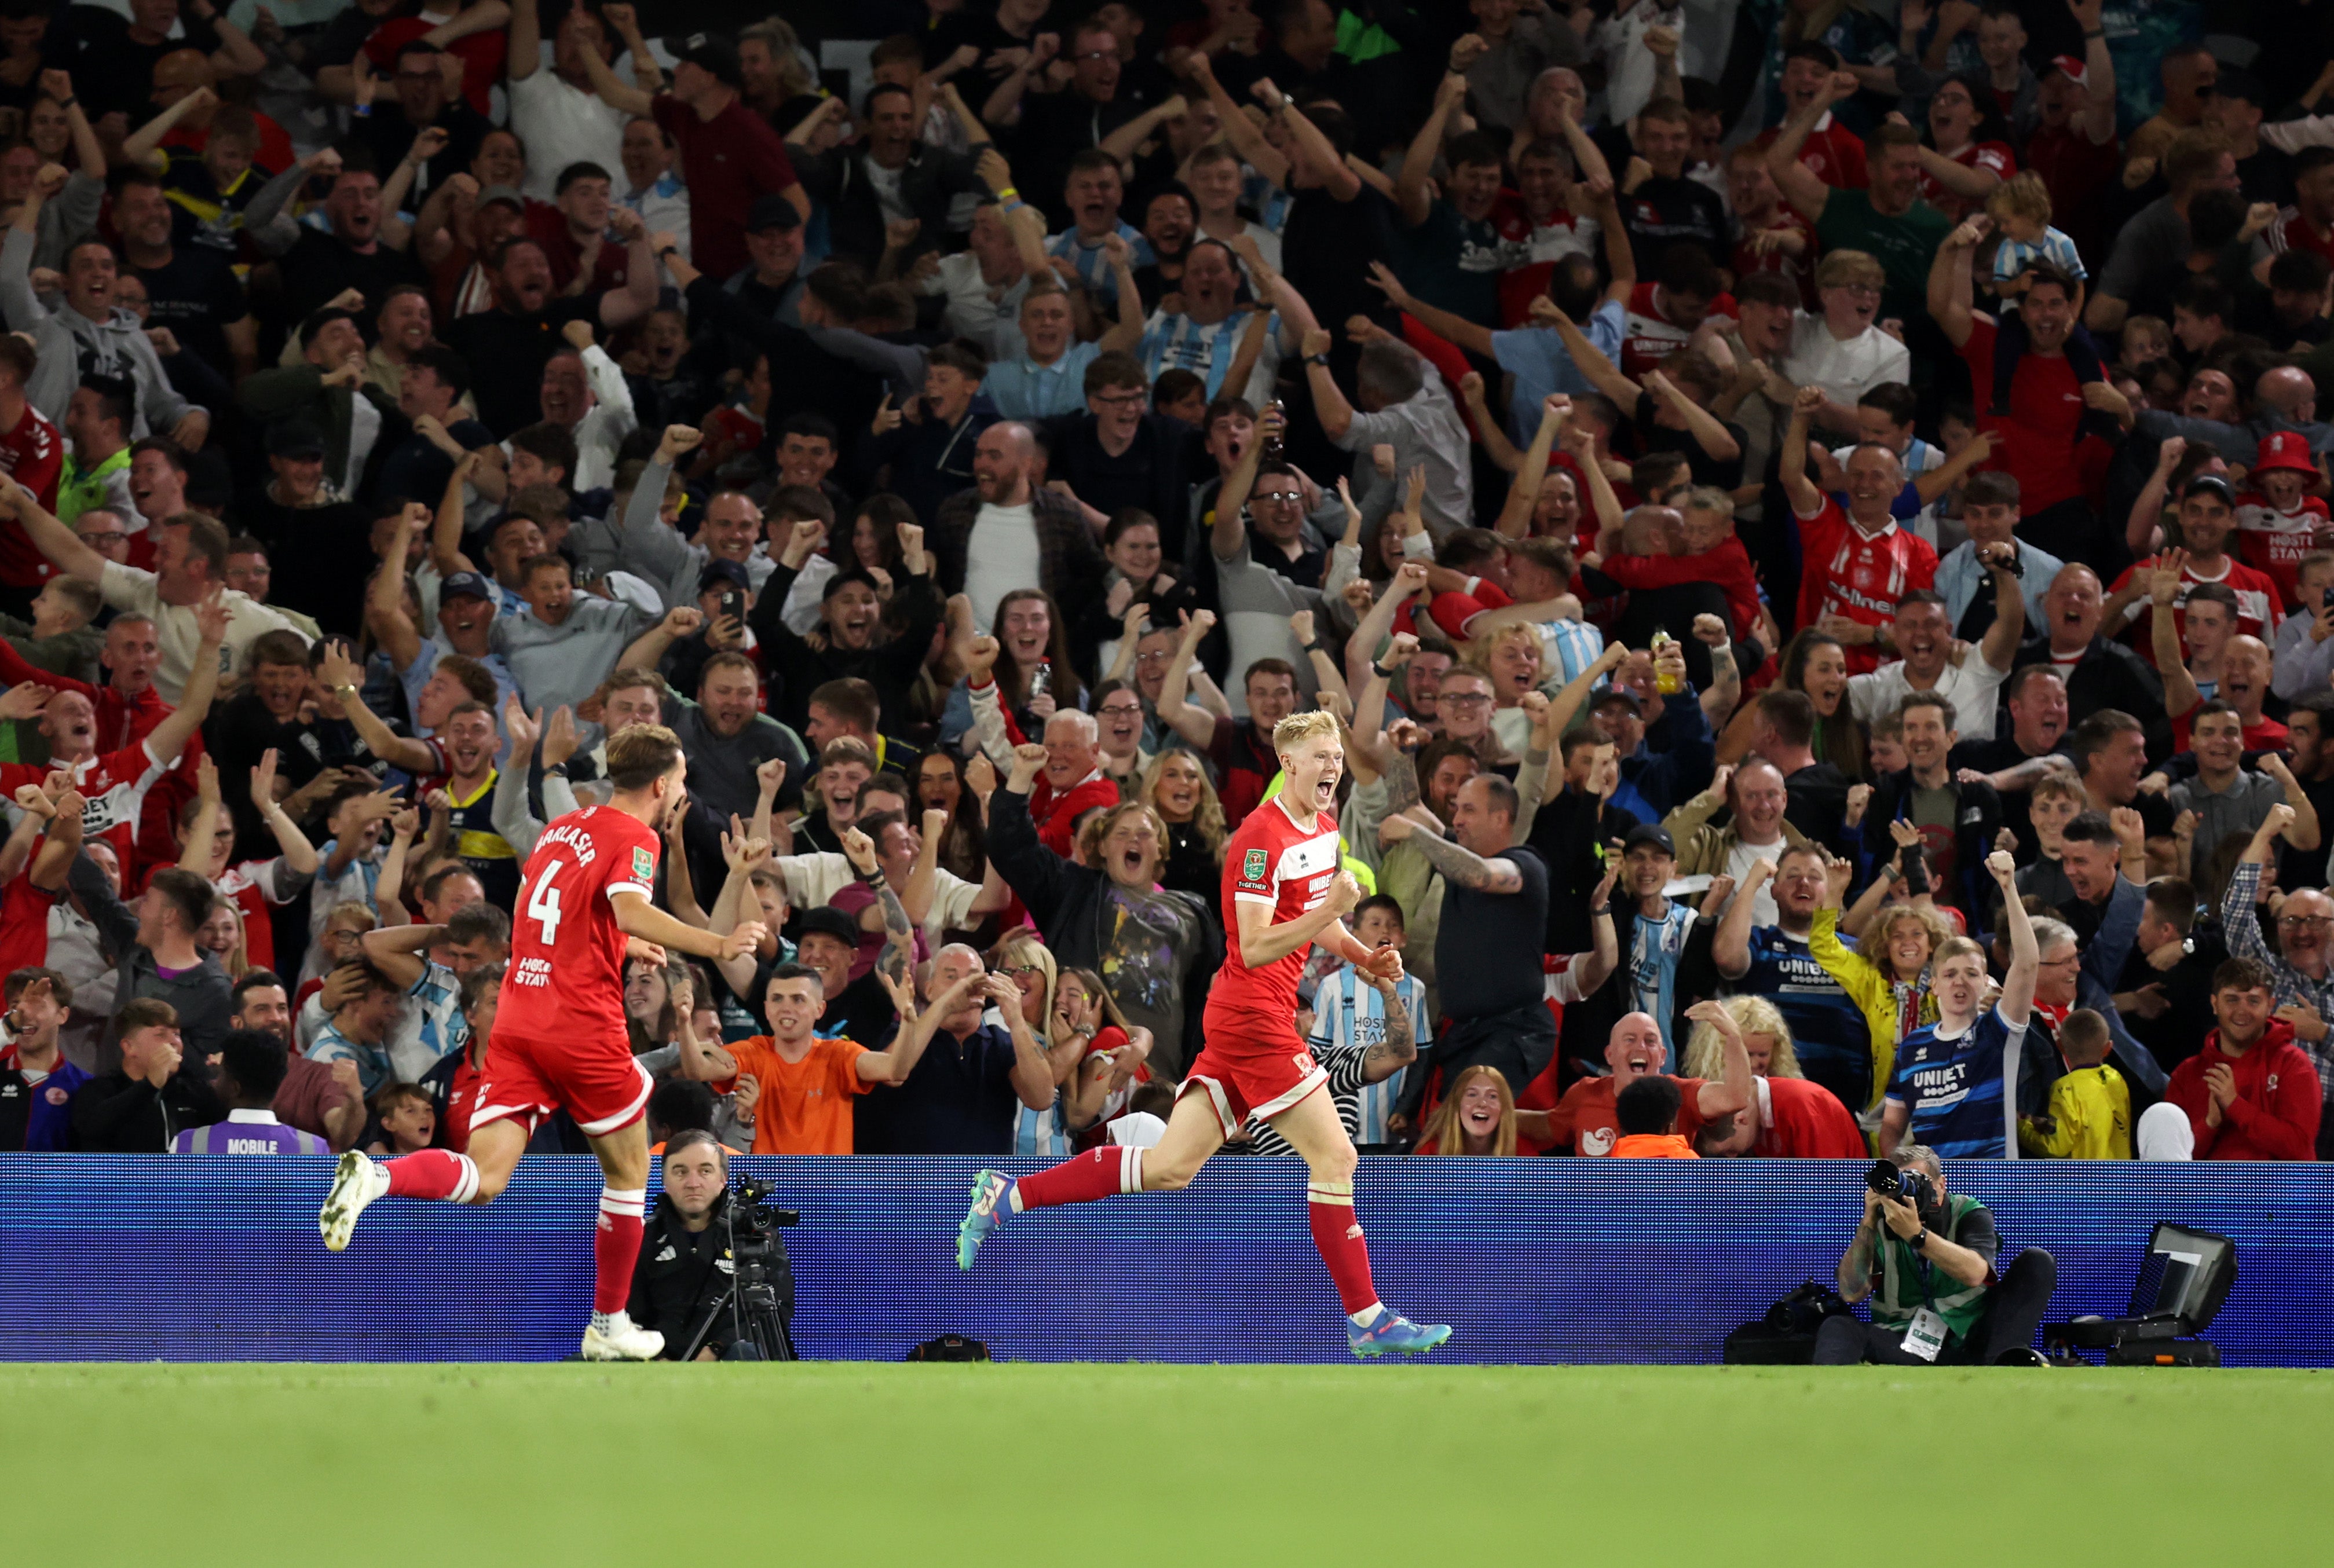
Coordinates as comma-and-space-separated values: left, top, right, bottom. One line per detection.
319, 725, 766, 1361
956, 713, 1453, 1357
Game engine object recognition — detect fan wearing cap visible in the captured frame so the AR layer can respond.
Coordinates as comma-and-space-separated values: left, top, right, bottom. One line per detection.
2108, 474, 2284, 656
658, 558, 755, 697
2233, 431, 2333, 610
575, 30, 807, 285
2021, 28, 2120, 268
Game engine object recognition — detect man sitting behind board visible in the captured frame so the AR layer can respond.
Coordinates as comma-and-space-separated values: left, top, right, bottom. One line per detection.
1814, 1145, 2058, 1366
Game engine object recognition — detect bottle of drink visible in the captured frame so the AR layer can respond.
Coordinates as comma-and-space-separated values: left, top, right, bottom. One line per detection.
1653, 629, 1681, 695
1029, 659, 1052, 702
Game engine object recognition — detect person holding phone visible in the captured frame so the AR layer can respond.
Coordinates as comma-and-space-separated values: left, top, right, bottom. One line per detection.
660, 559, 754, 697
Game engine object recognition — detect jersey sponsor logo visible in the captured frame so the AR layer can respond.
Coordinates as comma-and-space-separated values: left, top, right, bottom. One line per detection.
1243, 848, 1267, 881
511, 956, 554, 988
1579, 1126, 1615, 1156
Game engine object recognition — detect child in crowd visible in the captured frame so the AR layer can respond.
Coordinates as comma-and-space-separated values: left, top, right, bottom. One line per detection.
2015, 772, 2086, 908
1304, 896, 1432, 1149
1150, 368, 1208, 427
1865, 709, 1909, 777
2116, 315, 2174, 376
367, 1082, 438, 1156
2019, 1008, 2132, 1158
2233, 431, 2333, 611
1987, 171, 2088, 317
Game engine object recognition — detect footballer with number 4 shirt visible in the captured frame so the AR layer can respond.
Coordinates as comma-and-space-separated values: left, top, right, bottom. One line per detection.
318, 724, 768, 1363
956, 716, 1454, 1358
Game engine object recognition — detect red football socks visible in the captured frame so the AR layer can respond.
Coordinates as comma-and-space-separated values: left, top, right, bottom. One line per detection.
592, 1187, 647, 1314
382, 1149, 480, 1202
1008, 1145, 1146, 1211
1306, 1179, 1382, 1317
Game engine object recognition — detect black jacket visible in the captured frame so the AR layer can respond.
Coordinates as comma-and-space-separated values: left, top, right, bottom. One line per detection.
71, 1067, 222, 1153
1859, 770, 2006, 929
628, 1192, 740, 1360
748, 559, 946, 735
2011, 636, 2170, 760
790, 141, 993, 272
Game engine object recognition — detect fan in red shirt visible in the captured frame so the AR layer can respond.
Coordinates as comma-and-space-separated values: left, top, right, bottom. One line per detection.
0, 606, 221, 865
317, 724, 770, 1362
361, 13, 508, 116
0, 336, 63, 598
1523, 1004, 1754, 1155
1928, 221, 2106, 564
2024, 54, 2121, 264
957, 713, 1454, 1358
1597, 492, 1764, 641
2163, 969, 2323, 1160
573, 37, 806, 286
1914, 76, 2017, 222
523, 166, 635, 295
1751, 43, 1870, 189
2111, 479, 2284, 654
1619, 270, 1736, 380
1780, 386, 1938, 675
2233, 431, 2333, 609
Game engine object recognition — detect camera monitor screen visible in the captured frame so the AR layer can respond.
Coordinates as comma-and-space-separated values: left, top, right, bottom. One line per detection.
2129, 1225, 2236, 1329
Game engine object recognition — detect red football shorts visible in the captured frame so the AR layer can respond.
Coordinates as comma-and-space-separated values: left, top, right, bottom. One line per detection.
468, 1031, 654, 1140
1177, 1028, 1329, 1138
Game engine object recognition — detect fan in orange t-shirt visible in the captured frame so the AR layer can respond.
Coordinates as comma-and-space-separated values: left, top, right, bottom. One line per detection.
676, 959, 932, 1154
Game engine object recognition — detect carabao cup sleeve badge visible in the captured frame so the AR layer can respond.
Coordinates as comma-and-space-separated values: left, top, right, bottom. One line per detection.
634, 847, 656, 882
1243, 848, 1267, 881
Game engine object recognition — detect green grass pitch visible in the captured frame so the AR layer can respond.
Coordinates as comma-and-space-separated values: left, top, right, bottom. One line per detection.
8, 1362, 2328, 1564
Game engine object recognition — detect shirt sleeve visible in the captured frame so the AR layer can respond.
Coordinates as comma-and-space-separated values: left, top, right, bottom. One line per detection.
1230, 833, 1275, 905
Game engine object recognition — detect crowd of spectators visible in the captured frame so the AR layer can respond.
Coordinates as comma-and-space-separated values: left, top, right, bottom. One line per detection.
1, 0, 2331, 1172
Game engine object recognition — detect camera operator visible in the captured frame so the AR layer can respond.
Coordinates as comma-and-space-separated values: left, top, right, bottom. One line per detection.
1814, 1146, 2058, 1366
628, 1130, 743, 1361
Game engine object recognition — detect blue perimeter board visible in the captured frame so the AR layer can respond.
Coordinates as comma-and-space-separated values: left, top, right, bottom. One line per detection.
2, 1155, 2327, 1364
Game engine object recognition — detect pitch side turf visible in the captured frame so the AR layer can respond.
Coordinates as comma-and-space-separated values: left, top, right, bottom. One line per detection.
7, 1362, 2325, 1563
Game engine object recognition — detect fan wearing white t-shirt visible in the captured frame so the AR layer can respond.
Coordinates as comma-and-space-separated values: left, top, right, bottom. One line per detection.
1846, 563, 2025, 731
1781, 250, 1911, 434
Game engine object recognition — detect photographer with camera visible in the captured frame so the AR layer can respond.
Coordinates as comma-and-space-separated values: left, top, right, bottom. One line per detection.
629, 1129, 796, 1361
1814, 1145, 2058, 1366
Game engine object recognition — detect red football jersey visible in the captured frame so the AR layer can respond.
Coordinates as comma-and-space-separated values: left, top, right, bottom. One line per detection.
1794, 500, 1939, 675
1205, 798, 1342, 1038
0, 739, 173, 862
0, 402, 63, 587
1620, 280, 1736, 380
2267, 208, 2334, 268
2109, 552, 2283, 655
497, 805, 660, 1047
1751, 115, 1868, 190
2234, 491, 2334, 610
1916, 141, 2015, 221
